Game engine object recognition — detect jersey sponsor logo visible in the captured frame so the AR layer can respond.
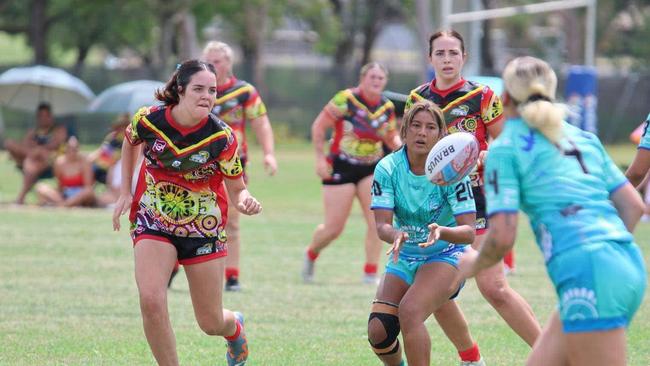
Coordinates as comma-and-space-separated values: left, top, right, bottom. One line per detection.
172, 160, 182, 169
560, 287, 598, 320
189, 151, 210, 164
212, 105, 222, 114
196, 243, 213, 256
450, 105, 469, 117
476, 217, 486, 230
152, 139, 167, 153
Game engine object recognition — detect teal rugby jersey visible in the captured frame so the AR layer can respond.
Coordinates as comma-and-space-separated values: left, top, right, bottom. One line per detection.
485, 118, 632, 263
371, 147, 475, 258
639, 113, 650, 150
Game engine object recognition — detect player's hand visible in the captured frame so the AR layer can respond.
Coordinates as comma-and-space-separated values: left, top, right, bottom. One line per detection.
477, 150, 487, 170
386, 231, 408, 263
315, 157, 332, 180
237, 196, 262, 215
419, 223, 441, 248
263, 154, 278, 176
457, 246, 480, 279
112, 193, 133, 231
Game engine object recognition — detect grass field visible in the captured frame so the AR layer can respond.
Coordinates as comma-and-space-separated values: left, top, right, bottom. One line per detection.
1, 142, 649, 365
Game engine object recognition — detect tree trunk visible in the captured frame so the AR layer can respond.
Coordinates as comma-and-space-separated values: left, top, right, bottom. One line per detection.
156, 7, 177, 80
359, 0, 386, 68
242, 0, 268, 95
72, 44, 90, 76
29, 0, 49, 65
480, 0, 495, 74
175, 10, 199, 61
414, 0, 433, 82
330, 0, 359, 88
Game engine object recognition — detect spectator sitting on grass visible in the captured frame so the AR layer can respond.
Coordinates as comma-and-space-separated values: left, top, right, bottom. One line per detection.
4, 102, 67, 204
35, 136, 95, 207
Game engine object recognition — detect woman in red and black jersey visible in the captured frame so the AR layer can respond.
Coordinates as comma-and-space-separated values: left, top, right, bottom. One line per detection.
112, 60, 260, 366
406, 30, 542, 347
302, 62, 402, 284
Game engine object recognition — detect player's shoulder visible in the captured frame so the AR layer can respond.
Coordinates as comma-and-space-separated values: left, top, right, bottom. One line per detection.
133, 105, 164, 123
208, 113, 232, 132
409, 83, 429, 97
490, 118, 527, 148
377, 147, 407, 173
232, 78, 255, 90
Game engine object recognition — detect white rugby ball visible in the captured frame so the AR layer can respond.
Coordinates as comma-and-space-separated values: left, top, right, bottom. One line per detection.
425, 132, 480, 186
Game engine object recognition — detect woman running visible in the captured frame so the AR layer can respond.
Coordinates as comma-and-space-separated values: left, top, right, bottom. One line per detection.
112, 59, 261, 366
460, 56, 647, 366
202, 41, 277, 291
302, 62, 401, 284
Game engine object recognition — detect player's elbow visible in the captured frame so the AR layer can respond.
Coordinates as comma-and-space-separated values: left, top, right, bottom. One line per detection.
625, 168, 645, 187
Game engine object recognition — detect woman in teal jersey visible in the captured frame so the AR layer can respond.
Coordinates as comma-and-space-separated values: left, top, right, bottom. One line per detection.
368, 100, 484, 366
626, 113, 650, 188
460, 56, 647, 366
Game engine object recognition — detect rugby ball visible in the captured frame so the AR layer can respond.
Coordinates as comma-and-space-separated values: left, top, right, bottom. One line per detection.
425, 132, 479, 186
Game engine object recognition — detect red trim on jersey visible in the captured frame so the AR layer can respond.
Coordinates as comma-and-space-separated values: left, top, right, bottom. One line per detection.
218, 76, 237, 93
330, 119, 344, 156
430, 78, 466, 98
133, 234, 173, 246
165, 107, 209, 136
129, 162, 147, 222
357, 88, 381, 108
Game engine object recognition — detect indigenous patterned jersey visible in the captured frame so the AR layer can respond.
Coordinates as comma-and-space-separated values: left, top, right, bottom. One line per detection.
371, 147, 475, 258
212, 76, 267, 161
125, 105, 243, 239
485, 118, 632, 264
326, 88, 397, 165
639, 113, 650, 150
94, 130, 125, 171
406, 79, 504, 184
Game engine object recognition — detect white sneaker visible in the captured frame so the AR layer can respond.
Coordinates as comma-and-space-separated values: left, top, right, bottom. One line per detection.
302, 253, 315, 283
461, 358, 486, 366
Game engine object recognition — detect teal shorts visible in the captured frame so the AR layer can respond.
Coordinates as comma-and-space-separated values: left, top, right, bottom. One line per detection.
385, 244, 466, 287
548, 241, 647, 333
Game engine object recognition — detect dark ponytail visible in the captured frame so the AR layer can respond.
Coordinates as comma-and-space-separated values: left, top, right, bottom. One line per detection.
155, 59, 217, 106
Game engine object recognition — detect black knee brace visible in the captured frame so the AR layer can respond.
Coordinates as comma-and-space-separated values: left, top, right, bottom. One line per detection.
368, 300, 400, 356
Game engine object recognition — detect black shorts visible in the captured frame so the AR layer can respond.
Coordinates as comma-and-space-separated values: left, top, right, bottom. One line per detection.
131, 225, 227, 265
93, 165, 108, 185
472, 186, 487, 234
322, 156, 376, 185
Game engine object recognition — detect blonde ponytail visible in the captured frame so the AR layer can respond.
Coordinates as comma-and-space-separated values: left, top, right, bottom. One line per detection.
503, 57, 564, 144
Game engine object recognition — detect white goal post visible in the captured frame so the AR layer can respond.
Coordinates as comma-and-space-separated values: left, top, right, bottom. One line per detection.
440, 0, 598, 66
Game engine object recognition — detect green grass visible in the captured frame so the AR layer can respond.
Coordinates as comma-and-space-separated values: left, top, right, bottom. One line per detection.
1, 142, 649, 365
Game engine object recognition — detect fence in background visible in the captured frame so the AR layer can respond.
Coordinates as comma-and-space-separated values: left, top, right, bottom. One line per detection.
1, 65, 648, 145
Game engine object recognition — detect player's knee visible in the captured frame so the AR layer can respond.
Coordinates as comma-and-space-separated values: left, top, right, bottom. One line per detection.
138, 291, 167, 318
397, 302, 420, 331
478, 279, 509, 307
368, 301, 400, 356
